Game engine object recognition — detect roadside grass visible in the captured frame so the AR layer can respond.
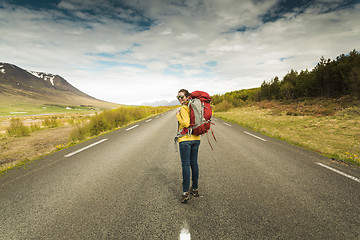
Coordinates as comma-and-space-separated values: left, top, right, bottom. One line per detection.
7, 118, 30, 136
0, 105, 175, 174
69, 106, 173, 141
214, 101, 360, 166
1, 113, 92, 136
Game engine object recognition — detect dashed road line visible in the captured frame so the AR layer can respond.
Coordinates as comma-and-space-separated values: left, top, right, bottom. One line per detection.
222, 122, 232, 127
244, 131, 267, 142
316, 163, 360, 183
126, 125, 139, 131
64, 139, 108, 158
65, 115, 161, 158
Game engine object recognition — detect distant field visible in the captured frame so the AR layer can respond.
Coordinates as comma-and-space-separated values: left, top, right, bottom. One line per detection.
0, 103, 97, 116
0, 94, 119, 116
214, 100, 360, 166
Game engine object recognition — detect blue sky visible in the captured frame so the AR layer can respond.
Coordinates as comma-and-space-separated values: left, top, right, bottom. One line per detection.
1, 0, 359, 105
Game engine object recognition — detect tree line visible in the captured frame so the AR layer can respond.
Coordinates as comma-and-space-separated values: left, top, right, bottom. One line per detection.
212, 49, 360, 109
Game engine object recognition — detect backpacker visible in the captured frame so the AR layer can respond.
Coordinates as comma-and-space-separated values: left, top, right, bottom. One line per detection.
175, 90, 217, 150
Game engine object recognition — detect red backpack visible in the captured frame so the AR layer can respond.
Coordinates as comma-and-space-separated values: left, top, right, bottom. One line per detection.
188, 91, 212, 135
176, 91, 217, 149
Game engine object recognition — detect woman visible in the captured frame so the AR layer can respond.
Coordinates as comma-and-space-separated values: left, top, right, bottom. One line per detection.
176, 89, 201, 203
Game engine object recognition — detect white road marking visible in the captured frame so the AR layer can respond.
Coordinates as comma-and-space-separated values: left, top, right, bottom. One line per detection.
145, 119, 152, 122
64, 139, 108, 158
180, 221, 191, 240
155, 116, 159, 119
126, 125, 139, 131
222, 122, 232, 127
244, 131, 267, 141
316, 163, 360, 183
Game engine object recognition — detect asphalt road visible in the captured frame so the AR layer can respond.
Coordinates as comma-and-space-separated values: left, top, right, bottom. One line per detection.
1, 110, 359, 239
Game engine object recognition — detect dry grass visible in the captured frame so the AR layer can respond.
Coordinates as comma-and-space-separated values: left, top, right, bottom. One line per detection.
215, 102, 360, 166
0, 125, 75, 171
0, 106, 175, 173
0, 113, 93, 172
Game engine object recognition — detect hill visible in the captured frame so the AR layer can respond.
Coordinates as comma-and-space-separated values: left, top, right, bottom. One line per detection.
0, 62, 119, 115
212, 49, 360, 109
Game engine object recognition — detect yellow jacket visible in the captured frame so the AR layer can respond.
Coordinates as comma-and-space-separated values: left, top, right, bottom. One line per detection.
176, 104, 201, 142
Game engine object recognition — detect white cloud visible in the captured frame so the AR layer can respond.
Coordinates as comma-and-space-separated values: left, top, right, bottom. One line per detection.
0, 0, 359, 105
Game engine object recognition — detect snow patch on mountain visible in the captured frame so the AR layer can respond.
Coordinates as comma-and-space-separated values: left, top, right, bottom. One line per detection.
27, 70, 55, 86
0, 65, 5, 74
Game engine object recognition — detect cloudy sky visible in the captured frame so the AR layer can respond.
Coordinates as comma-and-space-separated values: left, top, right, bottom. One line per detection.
1, 0, 359, 105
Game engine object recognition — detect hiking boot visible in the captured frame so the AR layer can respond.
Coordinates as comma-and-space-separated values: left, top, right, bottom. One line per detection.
181, 192, 190, 203
190, 188, 199, 197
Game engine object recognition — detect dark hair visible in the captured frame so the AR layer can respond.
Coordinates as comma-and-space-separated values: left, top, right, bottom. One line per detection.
178, 89, 190, 97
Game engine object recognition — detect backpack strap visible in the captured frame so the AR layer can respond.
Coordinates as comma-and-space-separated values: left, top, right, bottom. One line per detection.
174, 124, 192, 152
174, 122, 182, 152
206, 123, 217, 151
210, 123, 217, 142
206, 132, 214, 150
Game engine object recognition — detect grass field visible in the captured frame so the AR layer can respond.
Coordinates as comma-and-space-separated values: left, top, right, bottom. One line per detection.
0, 90, 120, 117
214, 99, 360, 166
0, 104, 98, 116
0, 105, 175, 173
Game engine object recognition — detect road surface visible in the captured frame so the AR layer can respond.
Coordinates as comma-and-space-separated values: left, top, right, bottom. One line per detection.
1, 110, 359, 239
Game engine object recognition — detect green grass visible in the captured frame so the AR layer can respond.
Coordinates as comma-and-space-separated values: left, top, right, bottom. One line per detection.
0, 92, 120, 117
0, 103, 100, 116
215, 103, 360, 166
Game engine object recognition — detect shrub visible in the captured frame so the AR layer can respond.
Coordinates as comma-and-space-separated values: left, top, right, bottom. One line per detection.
87, 114, 111, 136
67, 118, 75, 125
7, 118, 30, 137
30, 123, 41, 131
214, 100, 233, 112
69, 106, 174, 142
335, 106, 360, 118
42, 116, 59, 128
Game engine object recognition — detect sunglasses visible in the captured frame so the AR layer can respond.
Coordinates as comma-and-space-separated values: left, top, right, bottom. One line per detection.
177, 95, 185, 100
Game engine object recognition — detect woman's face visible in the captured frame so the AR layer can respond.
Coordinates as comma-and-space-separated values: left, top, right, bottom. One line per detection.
177, 92, 188, 104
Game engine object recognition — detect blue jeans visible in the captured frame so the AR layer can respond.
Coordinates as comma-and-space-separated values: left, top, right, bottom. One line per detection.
179, 140, 200, 193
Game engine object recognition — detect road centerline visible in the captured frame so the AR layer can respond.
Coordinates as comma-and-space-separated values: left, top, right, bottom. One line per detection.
222, 122, 232, 127
244, 131, 267, 141
180, 220, 191, 240
64, 138, 108, 158
126, 124, 139, 131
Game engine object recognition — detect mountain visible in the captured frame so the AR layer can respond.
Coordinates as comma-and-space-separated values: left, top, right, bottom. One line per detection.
0, 62, 119, 111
